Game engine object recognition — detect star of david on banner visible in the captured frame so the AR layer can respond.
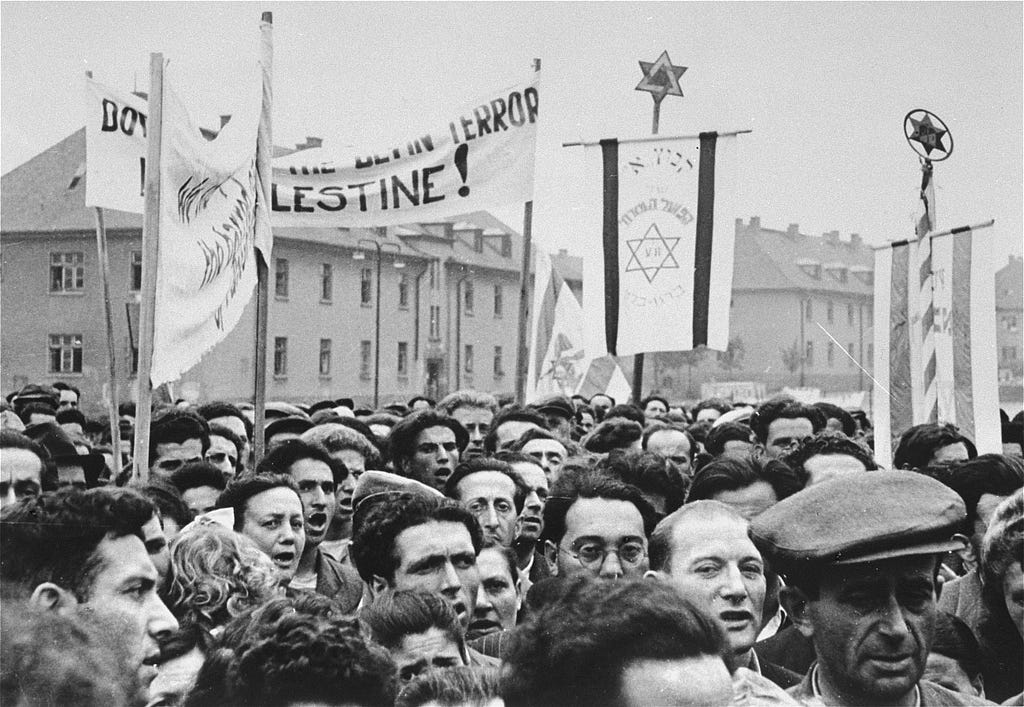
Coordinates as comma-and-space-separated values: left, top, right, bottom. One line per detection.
625, 223, 680, 283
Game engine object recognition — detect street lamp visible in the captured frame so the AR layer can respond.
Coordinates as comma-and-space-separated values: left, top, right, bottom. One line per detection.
356, 238, 401, 409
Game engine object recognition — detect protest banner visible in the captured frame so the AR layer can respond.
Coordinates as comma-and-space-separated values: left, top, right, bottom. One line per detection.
85, 77, 148, 213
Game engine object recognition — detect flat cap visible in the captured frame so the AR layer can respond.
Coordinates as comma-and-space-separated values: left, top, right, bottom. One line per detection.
530, 394, 575, 420
352, 470, 443, 512
749, 471, 966, 567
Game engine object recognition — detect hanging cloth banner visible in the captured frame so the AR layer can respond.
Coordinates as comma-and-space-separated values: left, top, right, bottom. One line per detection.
151, 61, 270, 386
85, 77, 149, 213
270, 72, 539, 226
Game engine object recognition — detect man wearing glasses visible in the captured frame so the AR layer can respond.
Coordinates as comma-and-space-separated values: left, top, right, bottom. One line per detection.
147, 409, 209, 480
388, 410, 469, 492
540, 469, 657, 580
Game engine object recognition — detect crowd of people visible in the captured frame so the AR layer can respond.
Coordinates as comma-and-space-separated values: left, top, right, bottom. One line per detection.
1, 381, 1022, 706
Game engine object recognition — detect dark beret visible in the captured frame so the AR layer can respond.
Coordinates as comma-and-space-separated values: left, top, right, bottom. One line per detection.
749, 471, 966, 568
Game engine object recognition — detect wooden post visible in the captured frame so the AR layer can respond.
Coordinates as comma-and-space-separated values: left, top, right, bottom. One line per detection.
92, 206, 123, 470
132, 53, 164, 484
253, 11, 273, 467
514, 58, 540, 405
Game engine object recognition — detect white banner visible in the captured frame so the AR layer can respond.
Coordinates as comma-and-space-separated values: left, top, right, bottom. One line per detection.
151, 62, 269, 386
85, 77, 148, 213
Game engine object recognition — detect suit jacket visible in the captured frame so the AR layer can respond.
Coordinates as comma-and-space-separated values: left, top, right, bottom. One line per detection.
937, 569, 985, 635
755, 625, 817, 677
312, 547, 364, 613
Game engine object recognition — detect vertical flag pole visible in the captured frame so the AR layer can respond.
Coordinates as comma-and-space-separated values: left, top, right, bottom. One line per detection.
515, 57, 541, 405
253, 11, 273, 467
86, 70, 123, 472
132, 53, 165, 484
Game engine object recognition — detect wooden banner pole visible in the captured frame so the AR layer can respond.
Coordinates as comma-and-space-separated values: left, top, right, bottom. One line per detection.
92, 205, 123, 471
514, 58, 540, 405
252, 11, 273, 467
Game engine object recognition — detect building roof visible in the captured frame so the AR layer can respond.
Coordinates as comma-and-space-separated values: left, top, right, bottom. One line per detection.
996, 255, 1023, 311
551, 249, 582, 284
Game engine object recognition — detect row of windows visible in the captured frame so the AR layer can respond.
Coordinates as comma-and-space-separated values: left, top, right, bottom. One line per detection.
49, 252, 144, 294
804, 300, 861, 327
801, 340, 872, 368
271, 337, 504, 379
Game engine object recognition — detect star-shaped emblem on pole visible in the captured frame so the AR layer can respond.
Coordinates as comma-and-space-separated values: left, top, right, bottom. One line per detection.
636, 50, 687, 101
907, 113, 949, 158
624, 223, 680, 283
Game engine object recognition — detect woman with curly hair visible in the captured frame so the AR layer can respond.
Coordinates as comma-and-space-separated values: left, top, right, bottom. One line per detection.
165, 521, 282, 638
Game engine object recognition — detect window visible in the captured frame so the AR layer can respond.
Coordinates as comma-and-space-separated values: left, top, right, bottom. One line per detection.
500, 235, 512, 257
398, 274, 410, 309
805, 341, 814, 367
360, 341, 372, 379
275, 258, 289, 298
429, 305, 441, 340
429, 260, 438, 290
493, 285, 503, 317
473, 233, 484, 253
847, 343, 855, 368
398, 342, 409, 377
321, 264, 333, 302
463, 280, 474, 315
319, 338, 331, 376
826, 300, 834, 324
464, 344, 474, 373
361, 268, 373, 306
50, 252, 84, 293
827, 341, 835, 367
805, 300, 813, 321
130, 251, 143, 291
274, 337, 288, 376
494, 346, 504, 378
1005, 315, 1019, 332
48, 334, 83, 373
1004, 346, 1019, 361
848, 304, 855, 327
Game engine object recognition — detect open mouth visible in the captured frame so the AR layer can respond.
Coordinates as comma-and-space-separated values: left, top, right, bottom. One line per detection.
520, 516, 542, 530
434, 468, 452, 483
307, 512, 328, 531
719, 610, 754, 629
467, 619, 501, 640
272, 550, 295, 570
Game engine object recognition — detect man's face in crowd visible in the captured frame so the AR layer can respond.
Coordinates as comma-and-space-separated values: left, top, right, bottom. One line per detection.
803, 453, 867, 486
577, 410, 595, 434
406, 426, 459, 491
645, 430, 692, 476
922, 652, 984, 697
469, 546, 520, 641
388, 520, 480, 630
1003, 561, 1023, 639
695, 407, 724, 424
0, 448, 43, 508
239, 487, 305, 580
151, 438, 203, 477
392, 627, 466, 683
551, 497, 647, 580
764, 417, 814, 458
140, 513, 170, 586
327, 449, 361, 534
654, 515, 766, 657
713, 481, 777, 521
181, 485, 220, 516
643, 400, 667, 419
511, 461, 548, 544
209, 415, 250, 470
58, 389, 79, 411
410, 399, 433, 413
619, 655, 734, 707
289, 458, 337, 548
590, 395, 613, 420
521, 438, 566, 483
455, 470, 517, 546
790, 554, 937, 705
493, 420, 541, 451
204, 435, 237, 478
450, 405, 492, 458
80, 533, 179, 691
930, 442, 970, 466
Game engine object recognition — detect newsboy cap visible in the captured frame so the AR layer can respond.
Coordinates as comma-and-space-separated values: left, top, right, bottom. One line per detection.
749, 471, 966, 567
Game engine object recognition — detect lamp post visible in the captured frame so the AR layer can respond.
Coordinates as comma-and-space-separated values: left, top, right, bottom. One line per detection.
356, 238, 402, 409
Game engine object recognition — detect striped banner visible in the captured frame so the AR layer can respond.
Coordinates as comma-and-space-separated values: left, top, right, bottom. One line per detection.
873, 222, 1001, 466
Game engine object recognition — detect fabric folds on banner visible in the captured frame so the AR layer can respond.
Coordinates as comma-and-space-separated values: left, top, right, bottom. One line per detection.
151, 63, 269, 386
582, 133, 739, 357
85, 77, 148, 213
872, 224, 1000, 466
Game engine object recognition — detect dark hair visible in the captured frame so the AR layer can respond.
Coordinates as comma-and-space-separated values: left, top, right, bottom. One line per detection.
196, 402, 253, 442
148, 409, 210, 469
257, 438, 349, 485
781, 431, 877, 479
932, 454, 1024, 525
138, 481, 192, 531
598, 450, 689, 516
388, 411, 469, 472
216, 473, 300, 532
351, 493, 482, 585
603, 404, 645, 426
893, 423, 978, 470
443, 458, 528, 513
408, 396, 436, 409
641, 422, 696, 462
18, 401, 56, 424
931, 611, 983, 679
813, 402, 857, 438
360, 589, 464, 652
692, 398, 733, 419
640, 395, 669, 412
704, 422, 757, 457
207, 424, 244, 467
500, 577, 733, 707
56, 408, 87, 427
170, 461, 228, 495
52, 382, 81, 398
541, 469, 657, 546
0, 486, 154, 601
397, 666, 500, 707
582, 418, 643, 454
0, 430, 51, 489
225, 611, 397, 707
479, 538, 520, 586
509, 427, 565, 453
751, 400, 825, 444
484, 406, 548, 454
688, 454, 805, 504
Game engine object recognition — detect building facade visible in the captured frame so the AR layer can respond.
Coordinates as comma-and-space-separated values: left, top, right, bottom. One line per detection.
995, 255, 1023, 412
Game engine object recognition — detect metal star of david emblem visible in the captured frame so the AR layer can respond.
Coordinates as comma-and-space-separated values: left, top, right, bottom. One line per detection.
904, 109, 954, 161
636, 50, 687, 101
624, 223, 680, 283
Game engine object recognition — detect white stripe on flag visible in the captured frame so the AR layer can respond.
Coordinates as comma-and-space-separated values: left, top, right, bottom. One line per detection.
964, 228, 1001, 453
931, 233, 956, 425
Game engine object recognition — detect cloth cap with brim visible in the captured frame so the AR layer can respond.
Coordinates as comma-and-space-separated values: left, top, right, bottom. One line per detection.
14, 384, 59, 408
264, 402, 310, 420
749, 471, 967, 568
530, 395, 575, 420
352, 470, 443, 512
23, 421, 108, 480
264, 416, 314, 441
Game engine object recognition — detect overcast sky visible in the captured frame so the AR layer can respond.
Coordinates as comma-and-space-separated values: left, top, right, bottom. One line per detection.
3, 1, 1021, 264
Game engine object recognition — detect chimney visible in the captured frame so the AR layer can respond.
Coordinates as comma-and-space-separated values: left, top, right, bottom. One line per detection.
786, 223, 800, 239
824, 230, 840, 243
559, 248, 568, 256
220, 114, 231, 129
749, 216, 761, 232
850, 233, 862, 248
